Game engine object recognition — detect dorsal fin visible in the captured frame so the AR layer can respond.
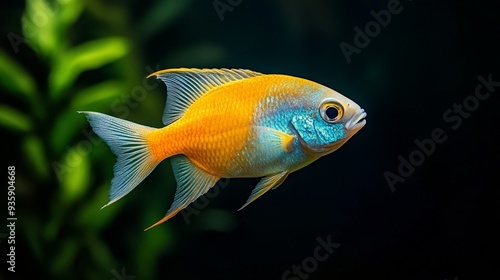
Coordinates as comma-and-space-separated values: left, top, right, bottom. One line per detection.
148, 68, 263, 125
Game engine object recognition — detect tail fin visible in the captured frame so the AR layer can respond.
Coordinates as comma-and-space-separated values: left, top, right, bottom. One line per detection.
79, 111, 159, 208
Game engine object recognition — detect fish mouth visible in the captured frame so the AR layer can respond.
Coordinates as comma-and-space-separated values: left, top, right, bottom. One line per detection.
345, 109, 367, 131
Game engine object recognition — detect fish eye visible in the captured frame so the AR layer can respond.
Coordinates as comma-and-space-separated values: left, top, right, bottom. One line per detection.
320, 101, 344, 123
326, 107, 339, 119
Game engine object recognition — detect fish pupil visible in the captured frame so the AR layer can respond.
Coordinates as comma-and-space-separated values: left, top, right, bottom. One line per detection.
326, 106, 339, 120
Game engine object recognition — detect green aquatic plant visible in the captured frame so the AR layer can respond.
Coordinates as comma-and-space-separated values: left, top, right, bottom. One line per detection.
1, 0, 130, 278
0, 0, 182, 278
0, 0, 236, 278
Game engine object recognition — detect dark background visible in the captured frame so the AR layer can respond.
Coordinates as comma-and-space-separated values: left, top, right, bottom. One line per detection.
1, 0, 499, 279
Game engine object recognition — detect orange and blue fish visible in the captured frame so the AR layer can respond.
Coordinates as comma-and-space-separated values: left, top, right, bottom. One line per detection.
80, 68, 367, 230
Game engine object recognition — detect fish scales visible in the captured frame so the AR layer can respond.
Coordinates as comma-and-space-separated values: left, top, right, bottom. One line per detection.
79, 68, 366, 230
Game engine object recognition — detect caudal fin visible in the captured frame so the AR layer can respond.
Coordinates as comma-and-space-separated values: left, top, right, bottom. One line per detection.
79, 111, 159, 208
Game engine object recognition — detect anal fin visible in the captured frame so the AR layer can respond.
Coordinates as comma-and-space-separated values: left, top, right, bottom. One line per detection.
145, 155, 219, 230
238, 171, 289, 211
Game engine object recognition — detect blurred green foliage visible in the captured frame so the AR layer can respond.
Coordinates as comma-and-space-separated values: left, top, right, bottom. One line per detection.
0, 0, 204, 279
1, 0, 128, 278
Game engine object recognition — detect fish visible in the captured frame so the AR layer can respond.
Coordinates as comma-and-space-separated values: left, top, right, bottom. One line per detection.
79, 68, 367, 230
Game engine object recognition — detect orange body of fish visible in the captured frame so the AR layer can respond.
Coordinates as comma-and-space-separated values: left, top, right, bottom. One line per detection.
81, 68, 367, 230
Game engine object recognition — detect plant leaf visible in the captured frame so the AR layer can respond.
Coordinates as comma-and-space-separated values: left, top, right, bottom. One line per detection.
137, 219, 173, 279
22, 0, 59, 57
22, 217, 44, 260
71, 80, 125, 110
23, 135, 49, 179
76, 183, 122, 231
50, 108, 86, 153
86, 234, 115, 271
22, 0, 84, 58
0, 49, 36, 99
58, 144, 90, 206
0, 105, 32, 132
56, 0, 84, 36
51, 81, 126, 153
50, 238, 79, 276
49, 37, 129, 100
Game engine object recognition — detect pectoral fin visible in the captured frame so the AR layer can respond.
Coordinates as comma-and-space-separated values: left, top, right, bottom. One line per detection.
145, 155, 219, 230
238, 171, 289, 211
254, 126, 295, 153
